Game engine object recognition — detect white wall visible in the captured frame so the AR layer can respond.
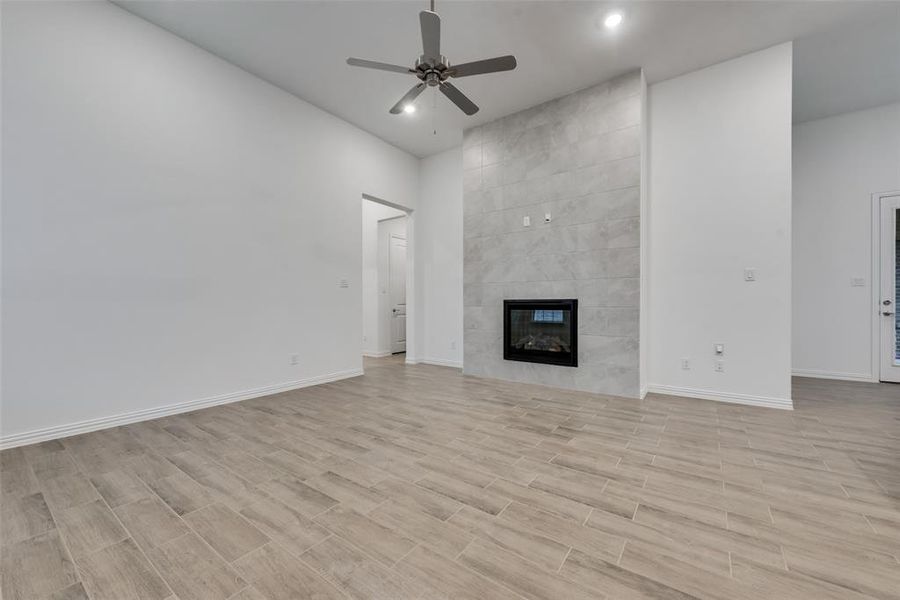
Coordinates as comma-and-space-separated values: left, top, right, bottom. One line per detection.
647, 43, 794, 409
793, 103, 900, 381
1, 1, 418, 445
361, 201, 405, 357
413, 148, 463, 368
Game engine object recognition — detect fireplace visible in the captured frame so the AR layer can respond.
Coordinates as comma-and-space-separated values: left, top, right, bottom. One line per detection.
503, 299, 578, 367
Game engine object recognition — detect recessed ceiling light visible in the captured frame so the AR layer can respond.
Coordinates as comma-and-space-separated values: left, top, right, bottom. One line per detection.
403, 104, 416, 114
604, 12, 623, 28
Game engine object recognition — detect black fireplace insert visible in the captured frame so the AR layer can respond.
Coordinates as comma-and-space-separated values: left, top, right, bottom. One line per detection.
503, 299, 578, 367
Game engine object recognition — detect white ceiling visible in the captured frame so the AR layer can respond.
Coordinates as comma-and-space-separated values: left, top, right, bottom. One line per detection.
117, 0, 900, 157
793, 15, 900, 123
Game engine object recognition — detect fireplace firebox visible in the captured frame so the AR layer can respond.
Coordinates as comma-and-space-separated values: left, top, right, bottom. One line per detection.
503, 299, 578, 367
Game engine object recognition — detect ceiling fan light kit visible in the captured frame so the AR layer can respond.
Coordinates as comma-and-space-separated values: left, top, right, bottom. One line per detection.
346, 1, 518, 116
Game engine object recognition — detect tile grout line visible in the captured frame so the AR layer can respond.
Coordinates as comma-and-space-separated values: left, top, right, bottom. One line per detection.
581, 507, 595, 526
556, 546, 573, 573
391, 542, 421, 568
862, 514, 879, 535
616, 540, 627, 566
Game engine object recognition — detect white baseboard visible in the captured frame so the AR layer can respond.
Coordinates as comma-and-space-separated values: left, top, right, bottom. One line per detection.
363, 351, 392, 358
0, 368, 364, 450
404, 356, 463, 369
791, 369, 876, 383
646, 384, 793, 410
420, 357, 463, 369
639, 384, 649, 400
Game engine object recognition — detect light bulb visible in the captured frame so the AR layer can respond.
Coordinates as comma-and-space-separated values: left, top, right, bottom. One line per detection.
604, 12, 623, 28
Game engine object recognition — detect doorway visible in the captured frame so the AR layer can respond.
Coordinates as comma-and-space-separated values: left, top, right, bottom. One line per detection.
361, 196, 411, 361
877, 192, 900, 382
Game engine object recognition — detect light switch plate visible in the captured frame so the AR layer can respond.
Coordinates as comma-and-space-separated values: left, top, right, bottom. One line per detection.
523, 216, 531, 227
850, 278, 866, 287
714, 343, 725, 356
744, 268, 757, 282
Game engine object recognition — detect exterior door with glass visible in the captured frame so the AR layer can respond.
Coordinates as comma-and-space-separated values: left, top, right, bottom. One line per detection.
880, 194, 900, 382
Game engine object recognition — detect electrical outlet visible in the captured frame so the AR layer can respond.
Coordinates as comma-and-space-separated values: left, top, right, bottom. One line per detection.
290, 354, 300, 366
681, 358, 691, 370
544, 212, 552, 223
714, 360, 725, 373
744, 268, 757, 282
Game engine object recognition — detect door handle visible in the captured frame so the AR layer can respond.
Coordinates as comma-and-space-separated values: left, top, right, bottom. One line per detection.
884, 312, 895, 316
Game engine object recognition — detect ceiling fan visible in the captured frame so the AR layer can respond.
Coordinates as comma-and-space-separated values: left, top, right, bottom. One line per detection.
346, 0, 517, 116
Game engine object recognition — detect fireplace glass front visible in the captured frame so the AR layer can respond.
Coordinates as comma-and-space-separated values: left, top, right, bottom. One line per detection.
503, 299, 578, 367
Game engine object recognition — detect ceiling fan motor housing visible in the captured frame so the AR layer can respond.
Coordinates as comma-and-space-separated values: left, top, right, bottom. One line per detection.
416, 56, 450, 86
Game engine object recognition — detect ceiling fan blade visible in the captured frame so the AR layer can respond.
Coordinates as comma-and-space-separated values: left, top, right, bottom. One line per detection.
439, 81, 479, 115
347, 57, 413, 74
419, 10, 441, 63
449, 55, 517, 78
389, 83, 427, 114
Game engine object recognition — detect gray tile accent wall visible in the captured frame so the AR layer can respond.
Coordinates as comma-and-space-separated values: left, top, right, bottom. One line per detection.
463, 71, 642, 397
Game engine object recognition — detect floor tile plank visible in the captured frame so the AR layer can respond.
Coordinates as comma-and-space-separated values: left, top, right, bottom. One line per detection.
239, 496, 331, 558
78, 538, 171, 600
1, 531, 78, 600
56, 499, 129, 558
233, 543, 344, 600
301, 535, 424, 599
114, 496, 191, 551
146, 532, 245, 599
458, 538, 599, 600
0, 492, 56, 545
314, 505, 416, 567
182, 503, 269, 562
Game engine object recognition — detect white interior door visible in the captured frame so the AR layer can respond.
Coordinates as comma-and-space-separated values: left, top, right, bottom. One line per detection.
880, 194, 900, 382
389, 234, 407, 353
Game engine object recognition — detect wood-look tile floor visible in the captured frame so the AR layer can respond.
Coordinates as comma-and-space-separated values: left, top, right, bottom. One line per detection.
2, 355, 899, 599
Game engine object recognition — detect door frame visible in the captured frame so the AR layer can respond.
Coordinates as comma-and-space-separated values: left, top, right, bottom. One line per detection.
871, 190, 900, 382
362, 193, 416, 365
